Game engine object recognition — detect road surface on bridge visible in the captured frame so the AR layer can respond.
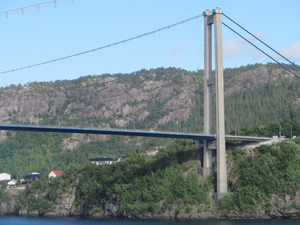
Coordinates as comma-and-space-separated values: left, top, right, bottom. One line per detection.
225, 135, 272, 142
0, 125, 274, 142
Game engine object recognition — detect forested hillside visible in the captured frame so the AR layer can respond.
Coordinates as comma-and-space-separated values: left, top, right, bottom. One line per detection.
1, 63, 299, 133
0, 131, 169, 178
0, 63, 300, 177
11, 140, 214, 217
2, 138, 300, 218
220, 137, 300, 214
225, 63, 300, 131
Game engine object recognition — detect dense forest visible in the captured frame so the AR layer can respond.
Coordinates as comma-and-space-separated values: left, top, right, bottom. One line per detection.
1, 137, 300, 217
231, 117, 300, 138
0, 63, 300, 178
0, 131, 170, 178
13, 140, 213, 215
221, 137, 300, 212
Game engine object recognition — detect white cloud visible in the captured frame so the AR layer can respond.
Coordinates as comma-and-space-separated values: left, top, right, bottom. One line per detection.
223, 32, 267, 60
278, 41, 300, 61
247, 32, 267, 43
171, 44, 184, 55
171, 42, 199, 55
248, 46, 264, 60
197, 47, 204, 53
223, 39, 246, 58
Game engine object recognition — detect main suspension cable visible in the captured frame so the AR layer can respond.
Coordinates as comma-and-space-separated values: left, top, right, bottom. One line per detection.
0, 13, 203, 75
223, 13, 300, 71
0, 0, 74, 18
222, 22, 300, 79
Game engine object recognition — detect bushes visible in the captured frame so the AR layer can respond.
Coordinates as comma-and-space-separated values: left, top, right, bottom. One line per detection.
220, 139, 300, 211
27, 196, 55, 214
14, 139, 211, 215
15, 167, 78, 214
0, 184, 10, 204
74, 139, 212, 214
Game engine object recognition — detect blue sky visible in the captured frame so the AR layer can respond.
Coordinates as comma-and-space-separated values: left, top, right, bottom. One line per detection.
0, 0, 299, 87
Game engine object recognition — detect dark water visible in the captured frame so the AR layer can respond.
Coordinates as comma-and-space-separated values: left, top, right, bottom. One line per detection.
1, 217, 300, 225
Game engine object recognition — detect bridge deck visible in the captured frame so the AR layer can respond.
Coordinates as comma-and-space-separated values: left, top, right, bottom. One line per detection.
0, 125, 216, 141
0, 125, 272, 142
225, 135, 272, 142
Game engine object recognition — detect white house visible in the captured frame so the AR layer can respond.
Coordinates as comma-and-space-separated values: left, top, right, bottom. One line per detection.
89, 157, 116, 165
115, 156, 126, 162
146, 147, 161, 156
48, 170, 63, 178
89, 156, 126, 165
0, 173, 11, 181
7, 179, 16, 188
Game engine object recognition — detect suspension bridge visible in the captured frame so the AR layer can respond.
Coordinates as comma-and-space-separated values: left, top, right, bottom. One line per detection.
1, 5, 298, 200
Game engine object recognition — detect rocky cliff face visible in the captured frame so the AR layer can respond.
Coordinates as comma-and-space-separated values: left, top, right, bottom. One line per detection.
0, 201, 16, 215
59, 188, 300, 219
224, 65, 295, 96
0, 65, 296, 149
0, 68, 198, 149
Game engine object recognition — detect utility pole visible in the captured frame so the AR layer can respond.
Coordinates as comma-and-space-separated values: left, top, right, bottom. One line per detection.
280, 126, 282, 139
235, 122, 236, 136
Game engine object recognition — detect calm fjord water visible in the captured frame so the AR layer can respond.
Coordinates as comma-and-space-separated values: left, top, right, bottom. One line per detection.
1, 217, 300, 225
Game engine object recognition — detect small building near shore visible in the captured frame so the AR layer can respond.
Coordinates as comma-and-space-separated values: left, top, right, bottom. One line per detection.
115, 156, 126, 162
146, 147, 161, 156
7, 179, 16, 188
48, 170, 63, 178
89, 156, 126, 165
0, 173, 11, 182
24, 172, 40, 181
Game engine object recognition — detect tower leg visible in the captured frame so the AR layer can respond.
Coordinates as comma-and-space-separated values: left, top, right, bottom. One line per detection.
203, 8, 227, 201
201, 141, 214, 177
214, 12, 227, 201
202, 15, 214, 178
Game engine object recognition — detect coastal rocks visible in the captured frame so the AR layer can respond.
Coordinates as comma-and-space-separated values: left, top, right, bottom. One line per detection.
71, 197, 123, 218
5, 187, 300, 219
104, 197, 123, 217
18, 187, 77, 217
0, 201, 16, 215
222, 209, 300, 219
50, 187, 76, 217
134, 205, 177, 219
239, 211, 270, 219
272, 209, 300, 219
178, 212, 216, 219
19, 207, 39, 217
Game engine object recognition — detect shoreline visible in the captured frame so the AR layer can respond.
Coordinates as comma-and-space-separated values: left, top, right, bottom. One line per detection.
2, 208, 300, 220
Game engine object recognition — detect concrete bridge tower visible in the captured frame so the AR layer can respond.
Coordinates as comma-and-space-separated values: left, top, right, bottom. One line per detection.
202, 7, 227, 201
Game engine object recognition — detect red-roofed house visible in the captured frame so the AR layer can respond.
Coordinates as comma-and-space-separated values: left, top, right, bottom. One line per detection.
48, 170, 63, 178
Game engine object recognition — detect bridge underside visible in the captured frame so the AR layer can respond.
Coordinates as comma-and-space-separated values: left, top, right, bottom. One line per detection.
0, 125, 217, 141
